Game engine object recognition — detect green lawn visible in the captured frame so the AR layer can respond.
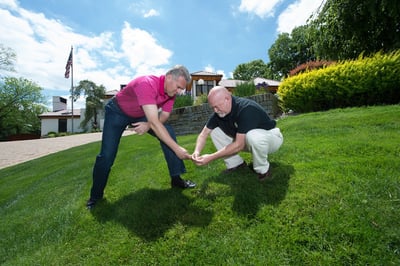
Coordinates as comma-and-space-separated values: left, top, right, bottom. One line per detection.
1, 105, 399, 265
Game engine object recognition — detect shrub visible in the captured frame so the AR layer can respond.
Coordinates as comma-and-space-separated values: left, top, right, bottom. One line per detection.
233, 82, 256, 97
278, 51, 400, 112
194, 94, 208, 106
289, 60, 336, 76
174, 94, 193, 109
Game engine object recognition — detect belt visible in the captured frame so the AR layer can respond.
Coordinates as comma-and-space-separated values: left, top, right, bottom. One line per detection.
111, 96, 124, 113
111, 96, 120, 108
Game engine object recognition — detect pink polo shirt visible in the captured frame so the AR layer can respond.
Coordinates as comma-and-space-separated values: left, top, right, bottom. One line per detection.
115, 75, 175, 118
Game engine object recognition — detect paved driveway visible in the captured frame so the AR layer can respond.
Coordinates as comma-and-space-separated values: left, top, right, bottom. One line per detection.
0, 131, 135, 169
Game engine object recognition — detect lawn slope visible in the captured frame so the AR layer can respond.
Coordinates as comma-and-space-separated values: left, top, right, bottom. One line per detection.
0, 105, 399, 265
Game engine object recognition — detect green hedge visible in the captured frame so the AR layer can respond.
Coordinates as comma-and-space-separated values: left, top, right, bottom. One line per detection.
233, 82, 256, 97
278, 51, 400, 112
174, 94, 193, 108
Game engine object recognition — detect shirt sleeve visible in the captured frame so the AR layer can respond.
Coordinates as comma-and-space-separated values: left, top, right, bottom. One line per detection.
206, 114, 219, 129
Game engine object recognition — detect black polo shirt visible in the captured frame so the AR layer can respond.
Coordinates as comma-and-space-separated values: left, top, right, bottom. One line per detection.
206, 96, 276, 138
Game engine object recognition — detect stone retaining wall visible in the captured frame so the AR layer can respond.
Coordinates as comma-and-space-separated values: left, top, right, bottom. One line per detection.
169, 93, 280, 135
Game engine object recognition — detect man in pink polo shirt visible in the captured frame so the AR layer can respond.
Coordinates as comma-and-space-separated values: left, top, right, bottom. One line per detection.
87, 65, 195, 209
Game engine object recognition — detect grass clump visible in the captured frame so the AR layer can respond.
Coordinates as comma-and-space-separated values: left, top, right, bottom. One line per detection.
0, 105, 399, 265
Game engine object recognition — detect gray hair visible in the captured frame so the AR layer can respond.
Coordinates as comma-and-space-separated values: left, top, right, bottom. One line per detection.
166, 65, 191, 83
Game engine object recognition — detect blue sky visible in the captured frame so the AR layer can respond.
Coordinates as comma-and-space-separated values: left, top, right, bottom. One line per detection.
0, 0, 323, 108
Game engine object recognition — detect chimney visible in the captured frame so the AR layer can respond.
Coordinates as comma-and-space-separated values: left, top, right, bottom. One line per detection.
53, 96, 67, 112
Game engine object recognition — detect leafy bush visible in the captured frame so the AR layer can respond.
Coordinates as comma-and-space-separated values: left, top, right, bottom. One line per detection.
47, 131, 57, 137
278, 51, 400, 112
194, 94, 208, 106
174, 94, 193, 109
289, 60, 336, 76
233, 82, 256, 97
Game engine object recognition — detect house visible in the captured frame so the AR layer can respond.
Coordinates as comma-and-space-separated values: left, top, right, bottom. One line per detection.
39, 90, 117, 136
39, 96, 83, 136
219, 77, 281, 94
253, 77, 280, 93
218, 79, 247, 92
189, 71, 223, 99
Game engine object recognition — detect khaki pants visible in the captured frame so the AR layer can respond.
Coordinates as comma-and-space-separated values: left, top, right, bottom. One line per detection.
210, 127, 283, 174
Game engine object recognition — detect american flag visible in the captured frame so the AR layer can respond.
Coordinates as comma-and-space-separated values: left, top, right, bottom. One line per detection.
64, 49, 73, 78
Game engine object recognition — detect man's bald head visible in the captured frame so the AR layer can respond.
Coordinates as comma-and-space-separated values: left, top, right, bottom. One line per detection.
208, 86, 232, 118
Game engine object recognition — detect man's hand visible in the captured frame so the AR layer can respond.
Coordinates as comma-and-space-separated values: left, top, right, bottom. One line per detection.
175, 146, 191, 160
192, 154, 213, 166
191, 152, 200, 161
131, 122, 150, 135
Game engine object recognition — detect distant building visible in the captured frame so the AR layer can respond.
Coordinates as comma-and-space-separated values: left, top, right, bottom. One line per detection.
39, 91, 117, 136
189, 71, 223, 99
219, 77, 281, 94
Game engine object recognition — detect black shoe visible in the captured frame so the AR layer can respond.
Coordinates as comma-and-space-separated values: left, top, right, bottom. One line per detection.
86, 198, 98, 209
258, 169, 273, 182
171, 179, 196, 189
223, 161, 247, 174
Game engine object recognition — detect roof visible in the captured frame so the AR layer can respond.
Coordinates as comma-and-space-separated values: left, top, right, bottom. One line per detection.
253, 77, 281, 87
218, 79, 247, 87
191, 71, 223, 77
219, 78, 281, 88
105, 89, 119, 96
39, 109, 81, 118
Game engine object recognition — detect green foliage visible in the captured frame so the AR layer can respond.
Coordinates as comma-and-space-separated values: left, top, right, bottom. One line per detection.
233, 59, 275, 80
268, 26, 316, 78
0, 105, 399, 265
193, 93, 208, 106
266, 0, 400, 80
173, 94, 193, 109
0, 77, 47, 139
73, 80, 106, 130
309, 0, 400, 60
278, 51, 400, 112
232, 82, 256, 97
289, 60, 336, 76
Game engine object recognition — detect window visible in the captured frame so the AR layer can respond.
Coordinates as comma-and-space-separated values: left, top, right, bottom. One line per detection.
196, 80, 214, 96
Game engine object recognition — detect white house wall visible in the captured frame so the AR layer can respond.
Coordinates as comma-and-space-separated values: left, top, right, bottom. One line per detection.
41, 119, 59, 135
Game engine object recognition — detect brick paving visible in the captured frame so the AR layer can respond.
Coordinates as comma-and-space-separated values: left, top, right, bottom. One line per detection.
0, 130, 135, 169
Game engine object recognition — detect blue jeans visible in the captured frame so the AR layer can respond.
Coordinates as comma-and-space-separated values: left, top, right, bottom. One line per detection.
90, 99, 186, 200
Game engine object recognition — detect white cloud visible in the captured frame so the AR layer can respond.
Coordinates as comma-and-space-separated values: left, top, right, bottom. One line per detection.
277, 0, 323, 33
121, 22, 172, 74
204, 64, 226, 80
0, 0, 18, 9
0, 1, 173, 108
143, 9, 159, 18
238, 0, 282, 18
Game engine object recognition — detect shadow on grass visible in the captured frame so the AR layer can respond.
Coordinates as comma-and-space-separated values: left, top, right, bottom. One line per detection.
92, 188, 213, 241
199, 162, 294, 218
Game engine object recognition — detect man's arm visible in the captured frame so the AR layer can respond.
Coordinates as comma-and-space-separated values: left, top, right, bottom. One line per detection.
131, 110, 170, 134
159, 110, 170, 124
192, 126, 212, 159
142, 104, 190, 160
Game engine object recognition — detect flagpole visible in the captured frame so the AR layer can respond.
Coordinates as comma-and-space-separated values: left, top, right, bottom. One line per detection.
70, 46, 74, 133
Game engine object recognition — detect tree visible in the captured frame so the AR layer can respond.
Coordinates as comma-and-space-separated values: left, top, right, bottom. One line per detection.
0, 44, 17, 74
233, 59, 274, 80
268, 26, 316, 78
0, 77, 47, 139
73, 80, 106, 130
309, 0, 400, 60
